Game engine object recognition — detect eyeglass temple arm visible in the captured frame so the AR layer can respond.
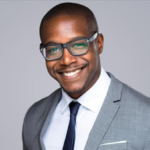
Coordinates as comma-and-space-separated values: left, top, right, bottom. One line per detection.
40, 43, 43, 52
89, 32, 98, 42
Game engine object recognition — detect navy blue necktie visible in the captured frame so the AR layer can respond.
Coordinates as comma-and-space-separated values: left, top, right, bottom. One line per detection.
63, 102, 80, 150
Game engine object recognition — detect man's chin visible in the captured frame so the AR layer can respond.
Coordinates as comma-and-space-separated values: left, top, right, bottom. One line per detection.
61, 86, 85, 99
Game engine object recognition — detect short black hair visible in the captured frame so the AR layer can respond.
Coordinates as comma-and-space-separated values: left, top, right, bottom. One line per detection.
40, 2, 99, 37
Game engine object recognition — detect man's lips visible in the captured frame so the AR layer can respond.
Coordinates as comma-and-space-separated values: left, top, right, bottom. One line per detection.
63, 69, 81, 76
56, 65, 86, 77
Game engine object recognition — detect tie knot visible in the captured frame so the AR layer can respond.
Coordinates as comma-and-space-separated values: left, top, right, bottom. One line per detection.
69, 102, 80, 116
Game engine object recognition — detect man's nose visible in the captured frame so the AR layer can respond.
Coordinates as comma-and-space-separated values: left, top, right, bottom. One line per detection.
59, 48, 77, 65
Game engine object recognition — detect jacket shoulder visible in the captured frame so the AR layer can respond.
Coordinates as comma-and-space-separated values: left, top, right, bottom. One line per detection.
22, 88, 61, 149
122, 83, 150, 105
25, 88, 61, 117
120, 83, 150, 125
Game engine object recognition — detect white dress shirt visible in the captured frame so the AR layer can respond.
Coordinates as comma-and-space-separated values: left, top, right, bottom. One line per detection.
43, 68, 111, 150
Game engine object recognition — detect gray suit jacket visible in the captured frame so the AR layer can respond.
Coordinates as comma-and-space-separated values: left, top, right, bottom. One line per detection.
22, 73, 150, 150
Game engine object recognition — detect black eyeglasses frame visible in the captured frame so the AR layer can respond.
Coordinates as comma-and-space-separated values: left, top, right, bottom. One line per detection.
40, 32, 98, 61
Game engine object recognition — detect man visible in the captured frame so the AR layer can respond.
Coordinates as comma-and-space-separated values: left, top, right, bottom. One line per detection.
22, 2, 150, 150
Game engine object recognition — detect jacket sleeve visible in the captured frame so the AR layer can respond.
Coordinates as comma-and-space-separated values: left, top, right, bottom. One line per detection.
22, 109, 29, 150
144, 127, 150, 150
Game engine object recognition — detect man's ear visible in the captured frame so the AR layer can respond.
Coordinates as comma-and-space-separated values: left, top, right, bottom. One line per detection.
97, 33, 104, 55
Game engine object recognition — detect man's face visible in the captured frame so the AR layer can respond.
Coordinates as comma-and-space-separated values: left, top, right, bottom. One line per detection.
40, 15, 103, 99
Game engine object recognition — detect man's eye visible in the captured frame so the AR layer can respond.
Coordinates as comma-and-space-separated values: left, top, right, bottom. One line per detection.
72, 43, 87, 48
49, 48, 59, 52
45, 47, 61, 56
47, 48, 60, 55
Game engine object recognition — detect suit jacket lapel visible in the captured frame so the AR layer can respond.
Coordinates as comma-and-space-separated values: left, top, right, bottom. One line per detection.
39, 89, 62, 150
84, 73, 123, 150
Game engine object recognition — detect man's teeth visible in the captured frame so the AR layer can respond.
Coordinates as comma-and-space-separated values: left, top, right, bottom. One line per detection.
63, 69, 81, 76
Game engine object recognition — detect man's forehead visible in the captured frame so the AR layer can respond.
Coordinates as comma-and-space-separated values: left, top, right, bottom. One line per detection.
43, 14, 88, 30
40, 15, 91, 44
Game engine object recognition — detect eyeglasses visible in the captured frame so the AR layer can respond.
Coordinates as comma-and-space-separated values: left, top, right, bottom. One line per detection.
40, 32, 98, 61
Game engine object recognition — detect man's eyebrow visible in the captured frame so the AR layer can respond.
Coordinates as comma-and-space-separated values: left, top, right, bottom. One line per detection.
45, 35, 88, 45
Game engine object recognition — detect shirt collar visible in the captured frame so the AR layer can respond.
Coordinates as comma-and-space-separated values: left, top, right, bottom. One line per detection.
61, 89, 73, 113
60, 67, 111, 113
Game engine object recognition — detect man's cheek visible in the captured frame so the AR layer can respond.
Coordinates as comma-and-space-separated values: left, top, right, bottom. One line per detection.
48, 70, 55, 78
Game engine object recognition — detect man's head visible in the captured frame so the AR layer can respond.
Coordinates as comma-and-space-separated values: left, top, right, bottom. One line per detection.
40, 2, 104, 99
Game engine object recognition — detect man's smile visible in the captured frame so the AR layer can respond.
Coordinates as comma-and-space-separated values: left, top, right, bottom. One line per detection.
56, 65, 87, 80
63, 69, 81, 76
